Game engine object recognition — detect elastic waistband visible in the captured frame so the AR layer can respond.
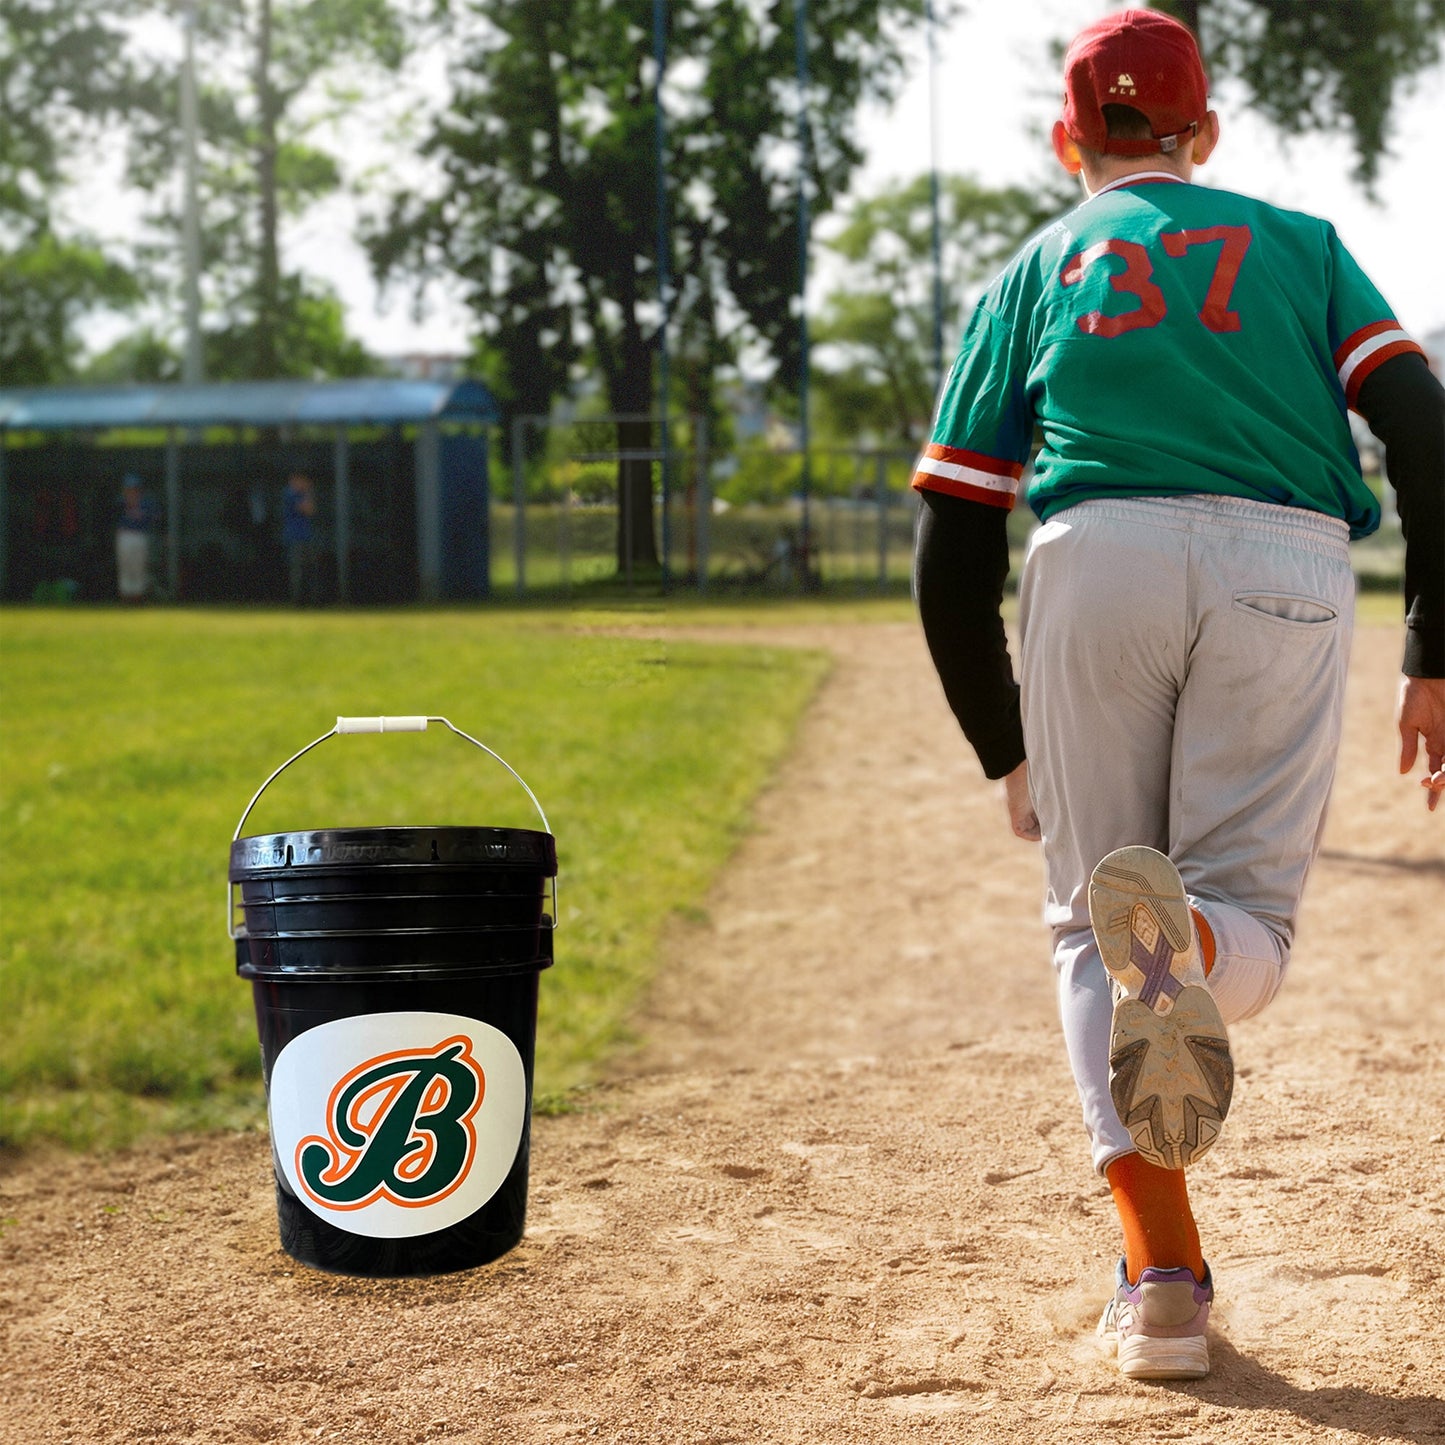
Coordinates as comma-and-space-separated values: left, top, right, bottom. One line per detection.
1053, 494, 1351, 561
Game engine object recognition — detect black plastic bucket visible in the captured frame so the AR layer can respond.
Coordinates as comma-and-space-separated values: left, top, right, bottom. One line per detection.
229, 718, 556, 1277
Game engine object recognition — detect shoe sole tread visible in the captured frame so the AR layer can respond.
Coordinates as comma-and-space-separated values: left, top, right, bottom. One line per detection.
1089, 847, 1233, 1171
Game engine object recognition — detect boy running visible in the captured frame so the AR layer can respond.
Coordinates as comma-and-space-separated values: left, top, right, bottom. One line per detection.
913, 7, 1445, 1381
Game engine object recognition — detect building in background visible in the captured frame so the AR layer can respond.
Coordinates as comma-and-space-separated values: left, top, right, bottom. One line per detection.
0, 378, 499, 605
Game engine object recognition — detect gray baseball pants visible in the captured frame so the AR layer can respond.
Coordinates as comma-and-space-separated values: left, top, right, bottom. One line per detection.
1017, 494, 1355, 1172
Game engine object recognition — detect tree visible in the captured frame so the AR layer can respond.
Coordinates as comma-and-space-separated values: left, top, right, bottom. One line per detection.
1, 0, 400, 384
80, 328, 183, 385
0, 238, 142, 386
0, 0, 151, 384
368, 0, 935, 573
124, 0, 406, 379
813, 174, 1065, 445
1151, 0, 1445, 187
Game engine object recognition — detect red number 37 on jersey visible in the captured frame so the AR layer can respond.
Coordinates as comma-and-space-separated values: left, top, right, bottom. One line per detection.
1062, 226, 1254, 337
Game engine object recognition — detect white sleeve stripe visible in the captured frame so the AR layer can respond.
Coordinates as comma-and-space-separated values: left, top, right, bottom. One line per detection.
915, 457, 1021, 495
1338, 328, 1411, 390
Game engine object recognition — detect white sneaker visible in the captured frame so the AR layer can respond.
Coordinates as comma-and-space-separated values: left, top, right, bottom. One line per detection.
1088, 846, 1233, 1170
1097, 1257, 1213, 1380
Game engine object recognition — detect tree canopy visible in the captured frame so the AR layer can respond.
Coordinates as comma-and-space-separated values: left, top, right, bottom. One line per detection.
814, 173, 1065, 444
370, 1, 932, 415
122, 0, 406, 380
4, 0, 1443, 397
366, 0, 933, 565
0, 0, 403, 387
1154, 0, 1445, 186
0, 0, 152, 383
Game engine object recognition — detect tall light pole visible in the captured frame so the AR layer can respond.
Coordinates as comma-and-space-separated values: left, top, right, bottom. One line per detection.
180, 0, 205, 384
926, 0, 944, 398
653, 0, 671, 589
794, 0, 813, 580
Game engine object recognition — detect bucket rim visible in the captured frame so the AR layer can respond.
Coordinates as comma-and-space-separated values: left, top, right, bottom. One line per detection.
231, 825, 557, 878
236, 957, 553, 981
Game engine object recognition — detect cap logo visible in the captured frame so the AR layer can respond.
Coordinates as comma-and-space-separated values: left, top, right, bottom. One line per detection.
1110, 72, 1138, 95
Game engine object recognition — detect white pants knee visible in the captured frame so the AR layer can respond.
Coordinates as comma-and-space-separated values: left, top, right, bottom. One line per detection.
1054, 904, 1288, 1173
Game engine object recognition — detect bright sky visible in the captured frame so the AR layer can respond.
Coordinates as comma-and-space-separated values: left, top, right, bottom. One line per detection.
328, 0, 1442, 357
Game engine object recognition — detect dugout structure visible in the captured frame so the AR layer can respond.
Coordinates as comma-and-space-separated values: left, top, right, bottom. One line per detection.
0, 378, 500, 604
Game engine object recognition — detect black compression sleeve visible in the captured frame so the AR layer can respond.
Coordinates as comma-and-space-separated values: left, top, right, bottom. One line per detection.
913, 489, 1025, 779
1355, 351, 1445, 678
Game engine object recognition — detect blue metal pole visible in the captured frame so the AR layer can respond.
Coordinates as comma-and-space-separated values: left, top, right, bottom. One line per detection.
926, 0, 944, 398
653, 0, 671, 590
795, 0, 813, 582
180, 0, 205, 385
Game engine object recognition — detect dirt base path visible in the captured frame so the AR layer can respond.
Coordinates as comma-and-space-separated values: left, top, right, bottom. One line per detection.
4, 622, 1444, 1444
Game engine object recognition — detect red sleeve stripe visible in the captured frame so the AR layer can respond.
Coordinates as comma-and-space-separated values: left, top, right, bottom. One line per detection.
911, 444, 1023, 506
920, 442, 1024, 479
1341, 337, 1428, 409
1333, 319, 1405, 370
1335, 320, 1425, 397
911, 470, 1017, 508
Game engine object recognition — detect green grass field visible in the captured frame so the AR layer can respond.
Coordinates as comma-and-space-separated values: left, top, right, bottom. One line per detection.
0, 605, 831, 1151
0, 589, 1405, 1153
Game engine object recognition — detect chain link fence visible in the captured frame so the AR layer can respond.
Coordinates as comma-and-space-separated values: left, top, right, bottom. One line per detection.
501, 413, 933, 597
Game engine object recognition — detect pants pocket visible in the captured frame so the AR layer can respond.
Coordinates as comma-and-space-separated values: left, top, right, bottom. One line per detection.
1232, 591, 1339, 627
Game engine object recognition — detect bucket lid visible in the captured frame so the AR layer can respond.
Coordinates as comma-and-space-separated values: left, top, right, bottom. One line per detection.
230, 826, 557, 880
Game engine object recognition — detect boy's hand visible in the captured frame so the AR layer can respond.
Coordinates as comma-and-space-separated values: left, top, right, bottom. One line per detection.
1397, 676, 1445, 812
1003, 760, 1042, 841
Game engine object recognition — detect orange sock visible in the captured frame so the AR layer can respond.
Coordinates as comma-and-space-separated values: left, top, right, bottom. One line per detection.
1191, 906, 1217, 975
1106, 1152, 1206, 1284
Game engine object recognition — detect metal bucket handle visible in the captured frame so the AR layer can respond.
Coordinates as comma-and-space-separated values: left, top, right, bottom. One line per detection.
229, 716, 555, 940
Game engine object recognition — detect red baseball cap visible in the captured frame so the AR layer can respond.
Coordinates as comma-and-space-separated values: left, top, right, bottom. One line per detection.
1062, 8, 1209, 156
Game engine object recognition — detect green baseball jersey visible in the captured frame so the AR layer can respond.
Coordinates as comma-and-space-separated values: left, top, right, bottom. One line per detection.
913, 173, 1426, 539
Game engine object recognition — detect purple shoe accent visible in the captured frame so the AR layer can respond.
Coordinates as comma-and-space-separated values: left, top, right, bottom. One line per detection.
1113, 1258, 1213, 1339
1130, 924, 1185, 1010
1125, 1263, 1214, 1303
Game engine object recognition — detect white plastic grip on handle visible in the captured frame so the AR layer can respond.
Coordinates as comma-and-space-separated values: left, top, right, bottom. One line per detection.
335, 716, 429, 734
229, 714, 556, 939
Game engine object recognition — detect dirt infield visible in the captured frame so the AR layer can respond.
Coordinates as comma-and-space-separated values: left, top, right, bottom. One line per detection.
3, 620, 1442, 1444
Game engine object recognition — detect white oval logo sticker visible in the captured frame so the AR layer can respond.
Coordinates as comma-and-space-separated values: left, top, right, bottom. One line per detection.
268, 1012, 528, 1239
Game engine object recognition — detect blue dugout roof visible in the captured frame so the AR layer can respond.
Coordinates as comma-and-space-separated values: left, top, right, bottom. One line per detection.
0, 377, 500, 433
